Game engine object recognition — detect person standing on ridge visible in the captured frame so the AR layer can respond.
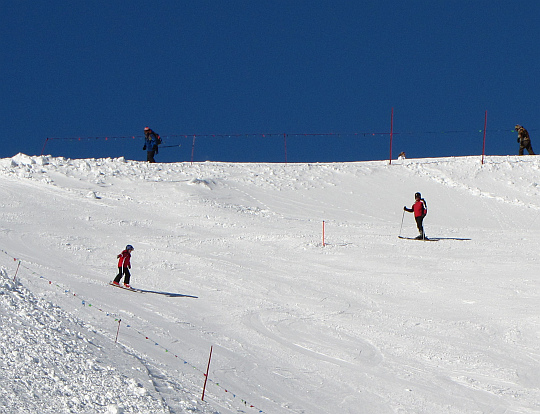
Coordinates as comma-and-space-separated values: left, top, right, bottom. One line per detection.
404, 192, 428, 240
515, 124, 535, 155
112, 245, 134, 288
143, 126, 162, 162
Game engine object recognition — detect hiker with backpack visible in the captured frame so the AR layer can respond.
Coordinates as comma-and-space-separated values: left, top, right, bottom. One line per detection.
112, 244, 134, 288
404, 192, 428, 240
515, 124, 535, 155
143, 127, 162, 163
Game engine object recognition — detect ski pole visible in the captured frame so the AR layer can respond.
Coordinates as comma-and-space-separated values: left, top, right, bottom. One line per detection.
160, 144, 182, 149
399, 209, 405, 237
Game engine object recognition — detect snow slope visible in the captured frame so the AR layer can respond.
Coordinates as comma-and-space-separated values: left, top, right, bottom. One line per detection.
1, 153, 540, 413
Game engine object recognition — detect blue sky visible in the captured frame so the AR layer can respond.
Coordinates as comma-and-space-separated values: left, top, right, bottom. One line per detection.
1, 1, 538, 163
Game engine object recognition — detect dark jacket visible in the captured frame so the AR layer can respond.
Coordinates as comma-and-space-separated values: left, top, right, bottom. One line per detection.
517, 126, 530, 144
144, 130, 161, 151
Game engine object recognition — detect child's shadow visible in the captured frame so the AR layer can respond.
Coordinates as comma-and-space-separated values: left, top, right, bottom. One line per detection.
136, 288, 198, 298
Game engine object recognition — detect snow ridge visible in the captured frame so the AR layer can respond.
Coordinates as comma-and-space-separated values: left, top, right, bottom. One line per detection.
0, 268, 172, 413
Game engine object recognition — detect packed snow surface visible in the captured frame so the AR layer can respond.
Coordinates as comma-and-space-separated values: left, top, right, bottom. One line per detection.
1, 153, 540, 413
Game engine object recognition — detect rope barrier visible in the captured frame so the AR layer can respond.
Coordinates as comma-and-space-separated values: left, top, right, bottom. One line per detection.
44, 127, 530, 141
41, 128, 530, 163
43, 128, 531, 142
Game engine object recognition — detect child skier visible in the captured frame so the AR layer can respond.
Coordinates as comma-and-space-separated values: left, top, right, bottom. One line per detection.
404, 192, 428, 240
112, 245, 134, 288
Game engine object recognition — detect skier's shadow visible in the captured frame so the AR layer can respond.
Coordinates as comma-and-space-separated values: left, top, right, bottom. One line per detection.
432, 237, 472, 241
136, 289, 198, 298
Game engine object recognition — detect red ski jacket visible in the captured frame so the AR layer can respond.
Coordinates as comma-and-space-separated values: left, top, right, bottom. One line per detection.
405, 199, 427, 217
411, 199, 427, 217
117, 249, 132, 268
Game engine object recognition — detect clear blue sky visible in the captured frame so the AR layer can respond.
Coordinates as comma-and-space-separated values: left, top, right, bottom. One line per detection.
1, 1, 538, 163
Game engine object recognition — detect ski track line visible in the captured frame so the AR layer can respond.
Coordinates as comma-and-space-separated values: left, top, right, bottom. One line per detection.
224, 181, 385, 231
245, 312, 382, 371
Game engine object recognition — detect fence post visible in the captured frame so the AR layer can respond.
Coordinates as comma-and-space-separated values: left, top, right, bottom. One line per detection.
115, 319, 122, 343
283, 133, 288, 164
482, 111, 487, 165
201, 346, 213, 401
41, 138, 50, 156
191, 135, 196, 165
389, 107, 394, 165
13, 260, 21, 282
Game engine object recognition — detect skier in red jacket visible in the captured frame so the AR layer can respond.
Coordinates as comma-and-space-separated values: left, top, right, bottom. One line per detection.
404, 192, 428, 240
112, 245, 134, 287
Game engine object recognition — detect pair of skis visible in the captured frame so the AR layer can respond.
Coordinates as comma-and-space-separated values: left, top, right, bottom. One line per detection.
109, 282, 143, 292
398, 236, 438, 242
398, 209, 437, 241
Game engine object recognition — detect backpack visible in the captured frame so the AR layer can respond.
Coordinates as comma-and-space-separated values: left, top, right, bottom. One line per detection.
421, 198, 427, 216
146, 132, 162, 146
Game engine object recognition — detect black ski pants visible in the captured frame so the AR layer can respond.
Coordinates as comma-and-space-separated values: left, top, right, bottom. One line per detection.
147, 150, 156, 163
114, 267, 131, 284
519, 140, 535, 155
415, 215, 425, 237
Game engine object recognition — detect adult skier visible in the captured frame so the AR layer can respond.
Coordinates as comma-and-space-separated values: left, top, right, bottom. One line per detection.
404, 192, 428, 240
143, 127, 161, 162
112, 244, 134, 288
515, 124, 535, 155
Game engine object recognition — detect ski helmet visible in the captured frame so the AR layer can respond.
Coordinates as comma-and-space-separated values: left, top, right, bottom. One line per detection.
126, 245, 134, 251
144, 127, 150, 131
415, 192, 421, 199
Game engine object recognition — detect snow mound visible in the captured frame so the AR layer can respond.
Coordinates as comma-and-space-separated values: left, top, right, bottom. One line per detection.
0, 268, 171, 413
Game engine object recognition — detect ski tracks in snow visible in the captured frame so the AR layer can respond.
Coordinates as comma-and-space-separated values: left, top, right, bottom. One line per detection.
245, 311, 383, 370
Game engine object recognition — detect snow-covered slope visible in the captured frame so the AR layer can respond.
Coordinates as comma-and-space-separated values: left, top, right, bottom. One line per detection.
1, 153, 540, 413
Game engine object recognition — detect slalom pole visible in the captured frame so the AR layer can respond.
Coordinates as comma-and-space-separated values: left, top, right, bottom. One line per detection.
399, 209, 405, 237
322, 221, 326, 247
201, 346, 213, 401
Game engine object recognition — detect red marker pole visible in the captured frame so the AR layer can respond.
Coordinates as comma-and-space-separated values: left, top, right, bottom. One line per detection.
482, 111, 487, 165
389, 107, 394, 165
201, 346, 213, 401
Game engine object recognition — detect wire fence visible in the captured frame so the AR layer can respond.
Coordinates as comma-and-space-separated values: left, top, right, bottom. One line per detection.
40, 128, 531, 164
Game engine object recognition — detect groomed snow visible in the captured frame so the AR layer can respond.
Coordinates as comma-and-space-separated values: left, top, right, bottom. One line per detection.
1, 153, 540, 413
